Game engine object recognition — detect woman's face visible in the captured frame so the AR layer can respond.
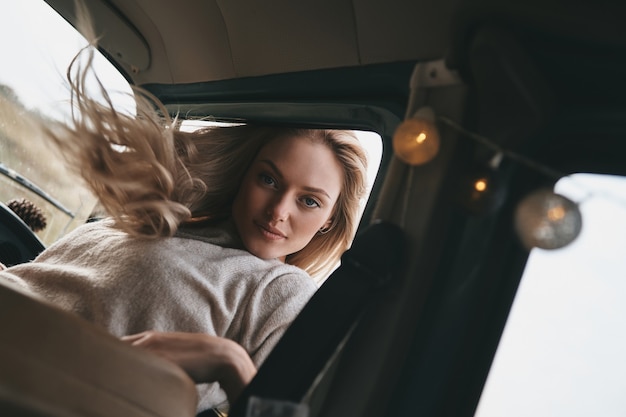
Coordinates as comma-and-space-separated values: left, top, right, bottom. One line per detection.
232, 135, 343, 261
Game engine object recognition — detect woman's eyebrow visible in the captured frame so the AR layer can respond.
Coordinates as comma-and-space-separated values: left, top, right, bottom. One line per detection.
260, 160, 283, 179
259, 159, 332, 199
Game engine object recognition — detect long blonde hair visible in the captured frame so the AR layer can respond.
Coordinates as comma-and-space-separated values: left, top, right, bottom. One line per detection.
38, 16, 368, 279
281, 129, 368, 278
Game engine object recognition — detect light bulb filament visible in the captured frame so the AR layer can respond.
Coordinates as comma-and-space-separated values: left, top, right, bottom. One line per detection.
474, 178, 488, 192
415, 132, 427, 144
547, 205, 566, 221
392, 107, 440, 166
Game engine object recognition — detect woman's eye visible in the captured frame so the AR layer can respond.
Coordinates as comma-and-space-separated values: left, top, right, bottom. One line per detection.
259, 173, 276, 186
302, 197, 321, 208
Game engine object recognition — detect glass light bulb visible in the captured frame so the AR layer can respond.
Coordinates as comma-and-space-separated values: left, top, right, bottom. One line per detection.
514, 188, 582, 250
474, 178, 488, 192
392, 108, 440, 166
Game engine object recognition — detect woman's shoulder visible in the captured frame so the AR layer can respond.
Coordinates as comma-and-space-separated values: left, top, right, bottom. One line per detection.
203, 241, 315, 291
251, 261, 317, 299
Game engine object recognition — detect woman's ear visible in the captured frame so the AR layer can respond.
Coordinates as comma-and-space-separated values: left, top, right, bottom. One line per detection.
318, 218, 334, 235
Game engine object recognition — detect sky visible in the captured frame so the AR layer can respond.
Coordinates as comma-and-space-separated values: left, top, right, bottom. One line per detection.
2, 1, 626, 416
0, 0, 133, 119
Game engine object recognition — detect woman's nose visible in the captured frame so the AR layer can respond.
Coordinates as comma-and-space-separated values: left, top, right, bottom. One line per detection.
267, 195, 290, 222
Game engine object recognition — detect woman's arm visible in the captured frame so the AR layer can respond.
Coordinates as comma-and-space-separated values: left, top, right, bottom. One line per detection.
121, 331, 256, 404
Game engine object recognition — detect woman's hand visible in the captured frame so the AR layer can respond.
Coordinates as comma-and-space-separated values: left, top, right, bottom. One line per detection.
121, 331, 257, 403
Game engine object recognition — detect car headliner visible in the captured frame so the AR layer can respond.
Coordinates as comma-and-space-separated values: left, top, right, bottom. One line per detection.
44, 0, 456, 86
43, 0, 626, 88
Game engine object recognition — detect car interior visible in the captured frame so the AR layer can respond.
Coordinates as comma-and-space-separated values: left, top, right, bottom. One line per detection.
2, 0, 626, 416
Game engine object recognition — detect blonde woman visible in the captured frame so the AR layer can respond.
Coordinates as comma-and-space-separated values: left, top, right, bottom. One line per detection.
0, 33, 369, 412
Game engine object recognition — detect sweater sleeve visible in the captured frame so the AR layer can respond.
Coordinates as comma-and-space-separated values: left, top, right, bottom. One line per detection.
238, 270, 317, 367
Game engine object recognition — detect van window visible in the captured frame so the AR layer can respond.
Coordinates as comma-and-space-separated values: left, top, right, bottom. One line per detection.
0, 0, 133, 245
179, 120, 384, 281
475, 173, 626, 417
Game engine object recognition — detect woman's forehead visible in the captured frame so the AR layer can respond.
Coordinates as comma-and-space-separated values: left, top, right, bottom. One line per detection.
258, 134, 324, 158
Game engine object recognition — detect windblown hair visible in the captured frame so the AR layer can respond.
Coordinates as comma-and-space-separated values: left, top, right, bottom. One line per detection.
36, 4, 368, 280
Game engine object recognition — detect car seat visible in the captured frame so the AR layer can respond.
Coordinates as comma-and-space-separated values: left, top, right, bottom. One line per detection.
0, 278, 198, 417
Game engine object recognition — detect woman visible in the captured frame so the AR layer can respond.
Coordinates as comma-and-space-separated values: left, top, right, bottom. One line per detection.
0, 31, 369, 411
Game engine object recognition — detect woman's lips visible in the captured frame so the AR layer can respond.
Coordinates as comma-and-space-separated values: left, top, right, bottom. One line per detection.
256, 222, 286, 240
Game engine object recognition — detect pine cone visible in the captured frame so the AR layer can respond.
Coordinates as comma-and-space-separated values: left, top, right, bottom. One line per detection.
6, 198, 47, 232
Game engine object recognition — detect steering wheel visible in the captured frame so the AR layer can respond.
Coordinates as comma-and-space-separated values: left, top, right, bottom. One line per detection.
0, 202, 45, 267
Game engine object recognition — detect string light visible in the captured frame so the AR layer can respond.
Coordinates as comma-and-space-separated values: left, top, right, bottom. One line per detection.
438, 116, 564, 179
514, 189, 583, 250
392, 107, 440, 166
391, 110, 589, 249
459, 165, 507, 215
474, 178, 488, 192
433, 115, 584, 249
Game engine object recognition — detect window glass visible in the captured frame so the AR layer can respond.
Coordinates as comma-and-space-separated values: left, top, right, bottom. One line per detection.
475, 173, 626, 417
0, 1, 133, 245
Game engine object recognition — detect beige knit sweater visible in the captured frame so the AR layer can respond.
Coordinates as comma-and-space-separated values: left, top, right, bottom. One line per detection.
0, 219, 317, 411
